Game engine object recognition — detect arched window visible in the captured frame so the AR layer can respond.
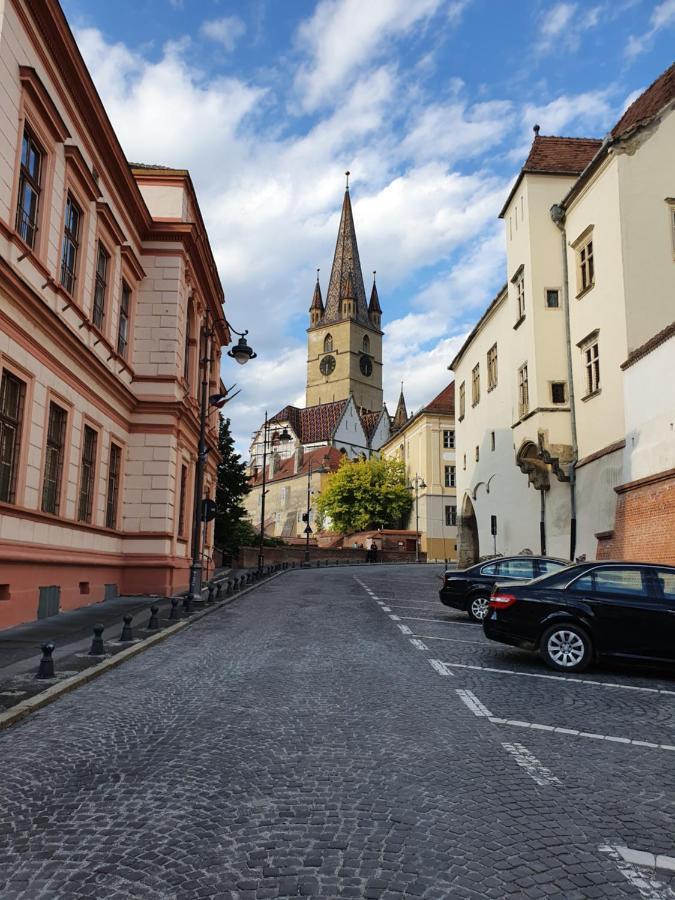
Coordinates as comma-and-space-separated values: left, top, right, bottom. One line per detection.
183, 299, 194, 385
324, 334, 333, 353
362, 335, 370, 354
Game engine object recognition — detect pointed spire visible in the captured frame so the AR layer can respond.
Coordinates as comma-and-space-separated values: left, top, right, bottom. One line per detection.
392, 384, 409, 432
368, 270, 381, 315
342, 269, 355, 299
323, 176, 369, 324
310, 268, 323, 312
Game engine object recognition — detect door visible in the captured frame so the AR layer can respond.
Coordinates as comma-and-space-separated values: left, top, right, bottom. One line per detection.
645, 569, 675, 661
37, 585, 60, 619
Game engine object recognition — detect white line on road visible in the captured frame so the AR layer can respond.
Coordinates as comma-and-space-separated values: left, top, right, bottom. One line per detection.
410, 638, 429, 651
488, 718, 675, 752
389, 614, 400, 621
397, 624, 412, 635
429, 659, 455, 677
396, 615, 474, 626
413, 634, 484, 645
383, 602, 453, 612
501, 742, 561, 787
456, 688, 493, 718
378, 598, 444, 606
612, 847, 675, 875
599, 845, 675, 899
381, 606, 391, 612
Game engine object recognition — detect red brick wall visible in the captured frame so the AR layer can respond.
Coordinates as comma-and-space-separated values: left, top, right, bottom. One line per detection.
597, 470, 675, 564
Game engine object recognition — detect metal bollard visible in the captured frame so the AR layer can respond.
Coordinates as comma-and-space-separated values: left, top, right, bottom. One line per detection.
207, 584, 216, 604
169, 597, 180, 620
226, 579, 233, 594
148, 605, 160, 630
36, 640, 55, 679
120, 614, 134, 642
90, 623, 105, 655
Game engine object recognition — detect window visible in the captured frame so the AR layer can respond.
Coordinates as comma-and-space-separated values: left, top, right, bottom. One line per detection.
445, 504, 457, 527
0, 371, 26, 504
463, 453, 466, 470
92, 241, 109, 329
518, 364, 529, 418
491, 431, 496, 451
15, 125, 43, 248
77, 425, 98, 523
280, 486, 289, 507
653, 569, 675, 601
487, 344, 498, 391
362, 335, 370, 354
443, 430, 455, 449
475, 446, 479, 462
546, 289, 560, 309
480, 562, 498, 576
105, 443, 122, 529
576, 235, 594, 294
498, 559, 536, 579
551, 382, 566, 404
178, 464, 188, 536
514, 269, 525, 323
183, 302, 193, 384
444, 465, 456, 488
324, 334, 333, 353
459, 382, 465, 420
584, 340, 600, 396
41, 402, 67, 514
60, 193, 81, 294
471, 364, 480, 406
538, 560, 567, 576
117, 281, 131, 357
572, 566, 645, 597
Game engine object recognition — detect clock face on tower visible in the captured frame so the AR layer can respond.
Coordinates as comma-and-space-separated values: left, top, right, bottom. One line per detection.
360, 355, 373, 377
320, 354, 336, 376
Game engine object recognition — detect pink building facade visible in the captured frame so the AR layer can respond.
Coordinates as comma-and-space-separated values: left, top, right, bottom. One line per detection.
0, 0, 229, 627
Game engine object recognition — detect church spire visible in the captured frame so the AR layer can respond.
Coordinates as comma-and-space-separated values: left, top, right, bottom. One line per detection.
368, 270, 381, 328
322, 174, 369, 325
392, 384, 409, 432
309, 269, 324, 327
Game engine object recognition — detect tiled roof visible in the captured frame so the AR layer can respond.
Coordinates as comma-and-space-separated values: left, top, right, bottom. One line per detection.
612, 62, 675, 139
270, 400, 349, 444
129, 161, 181, 171
249, 445, 344, 486
423, 381, 455, 416
522, 136, 602, 175
360, 410, 382, 441
322, 189, 371, 326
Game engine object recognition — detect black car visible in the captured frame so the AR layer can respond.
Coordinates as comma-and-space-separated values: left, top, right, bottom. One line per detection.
439, 555, 569, 622
484, 561, 675, 672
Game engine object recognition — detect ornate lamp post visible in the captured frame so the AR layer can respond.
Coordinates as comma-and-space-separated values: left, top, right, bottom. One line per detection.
257, 414, 292, 571
303, 461, 313, 565
410, 473, 427, 564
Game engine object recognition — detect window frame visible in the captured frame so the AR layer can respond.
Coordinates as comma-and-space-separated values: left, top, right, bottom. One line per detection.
445, 504, 457, 527
59, 190, 83, 297
545, 288, 561, 309
77, 423, 99, 524
551, 381, 567, 405
518, 363, 529, 419
105, 441, 123, 529
487, 343, 498, 391
41, 400, 68, 516
579, 334, 601, 399
444, 465, 456, 488
511, 265, 525, 327
177, 462, 189, 538
458, 382, 465, 421
442, 429, 455, 449
0, 369, 27, 505
15, 123, 44, 251
117, 280, 132, 358
471, 363, 480, 407
573, 227, 595, 298
323, 333, 333, 353
92, 239, 110, 331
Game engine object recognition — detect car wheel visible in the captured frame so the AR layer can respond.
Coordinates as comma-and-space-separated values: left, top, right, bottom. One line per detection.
467, 594, 490, 623
541, 624, 592, 673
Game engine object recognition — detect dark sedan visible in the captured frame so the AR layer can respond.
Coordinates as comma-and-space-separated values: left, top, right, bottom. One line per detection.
484, 561, 675, 672
439, 555, 569, 622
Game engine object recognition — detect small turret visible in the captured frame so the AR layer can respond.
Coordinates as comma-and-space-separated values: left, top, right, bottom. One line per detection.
341, 269, 356, 319
309, 269, 324, 327
392, 384, 409, 432
368, 271, 381, 329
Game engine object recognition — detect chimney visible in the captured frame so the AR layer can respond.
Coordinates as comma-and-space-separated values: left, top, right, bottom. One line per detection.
293, 442, 305, 474
269, 450, 281, 477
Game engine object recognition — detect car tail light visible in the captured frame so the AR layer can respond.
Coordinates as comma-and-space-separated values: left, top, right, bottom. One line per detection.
489, 590, 517, 609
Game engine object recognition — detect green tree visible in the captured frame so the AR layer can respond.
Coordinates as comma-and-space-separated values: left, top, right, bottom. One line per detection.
317, 456, 412, 533
214, 417, 250, 555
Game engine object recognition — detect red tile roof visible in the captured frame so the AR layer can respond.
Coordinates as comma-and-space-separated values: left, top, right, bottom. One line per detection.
270, 400, 349, 444
249, 445, 344, 486
360, 410, 382, 441
423, 381, 455, 416
612, 62, 675, 139
522, 135, 602, 175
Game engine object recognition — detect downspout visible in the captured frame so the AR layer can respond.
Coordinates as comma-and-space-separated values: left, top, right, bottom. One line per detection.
550, 203, 578, 561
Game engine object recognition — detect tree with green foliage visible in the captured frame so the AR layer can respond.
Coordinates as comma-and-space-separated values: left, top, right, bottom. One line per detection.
317, 456, 413, 533
214, 417, 251, 556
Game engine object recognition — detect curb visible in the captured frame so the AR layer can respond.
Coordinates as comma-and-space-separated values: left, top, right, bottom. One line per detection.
0, 570, 285, 734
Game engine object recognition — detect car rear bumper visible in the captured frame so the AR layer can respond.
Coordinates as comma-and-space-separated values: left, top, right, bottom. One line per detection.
483, 617, 536, 651
439, 589, 466, 611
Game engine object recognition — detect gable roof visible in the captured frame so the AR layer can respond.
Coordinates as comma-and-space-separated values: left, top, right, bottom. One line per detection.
270, 399, 349, 444
612, 62, 675, 139
423, 381, 455, 416
360, 410, 383, 441
249, 445, 344, 487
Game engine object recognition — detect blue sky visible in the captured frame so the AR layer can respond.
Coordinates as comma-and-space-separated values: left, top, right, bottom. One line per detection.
61, 0, 675, 455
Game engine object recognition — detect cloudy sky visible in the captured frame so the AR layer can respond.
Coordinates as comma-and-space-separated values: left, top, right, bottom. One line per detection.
62, 0, 674, 456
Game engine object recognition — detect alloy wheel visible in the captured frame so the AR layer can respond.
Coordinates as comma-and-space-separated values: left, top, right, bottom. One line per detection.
469, 596, 490, 622
547, 629, 586, 668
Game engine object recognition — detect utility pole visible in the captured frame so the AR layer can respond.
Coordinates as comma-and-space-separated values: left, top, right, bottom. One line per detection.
304, 461, 312, 565
257, 411, 269, 572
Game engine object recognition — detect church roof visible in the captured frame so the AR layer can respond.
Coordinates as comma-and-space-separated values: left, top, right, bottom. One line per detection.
323, 187, 370, 325
423, 381, 455, 416
391, 389, 409, 432
309, 275, 324, 312
270, 399, 349, 444
360, 410, 382, 441
368, 277, 381, 314
249, 445, 344, 486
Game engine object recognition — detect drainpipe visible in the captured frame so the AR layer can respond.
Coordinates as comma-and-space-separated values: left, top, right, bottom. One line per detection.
539, 489, 547, 557
550, 203, 578, 561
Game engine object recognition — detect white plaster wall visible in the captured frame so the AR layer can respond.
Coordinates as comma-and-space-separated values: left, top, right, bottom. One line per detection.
333, 398, 369, 457
575, 449, 624, 558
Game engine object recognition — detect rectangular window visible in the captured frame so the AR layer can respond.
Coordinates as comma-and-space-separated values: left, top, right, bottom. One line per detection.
551, 382, 566, 404
546, 289, 560, 309
445, 504, 457, 527
518, 363, 529, 418
442, 429, 455, 449
584, 340, 600, 395
475, 446, 479, 462
15, 125, 43, 248
577, 236, 594, 294
491, 431, 496, 451
463, 453, 466, 470
471, 364, 480, 406
178, 464, 188, 536
0, 371, 26, 504
459, 382, 465, 420
105, 443, 122, 529
444, 465, 456, 488
92, 241, 109, 329
41, 402, 67, 515
60, 193, 82, 294
77, 425, 98, 523
514, 270, 525, 322
117, 281, 131, 357
487, 343, 498, 390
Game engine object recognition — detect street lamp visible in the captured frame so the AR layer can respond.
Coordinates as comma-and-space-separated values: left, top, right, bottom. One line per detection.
303, 461, 313, 565
228, 327, 257, 366
410, 473, 426, 564
187, 318, 255, 612
257, 412, 292, 571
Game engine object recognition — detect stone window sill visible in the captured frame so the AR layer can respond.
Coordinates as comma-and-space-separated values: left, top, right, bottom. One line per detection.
581, 388, 601, 402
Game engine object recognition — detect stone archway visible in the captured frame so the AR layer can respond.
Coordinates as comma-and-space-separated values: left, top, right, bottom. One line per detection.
458, 494, 479, 568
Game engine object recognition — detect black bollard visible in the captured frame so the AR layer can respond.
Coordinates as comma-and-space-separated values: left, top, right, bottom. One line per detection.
226, 579, 233, 595
36, 641, 55, 679
148, 605, 160, 630
90, 623, 105, 655
182, 594, 192, 616
169, 597, 180, 620
120, 614, 133, 642
207, 584, 215, 605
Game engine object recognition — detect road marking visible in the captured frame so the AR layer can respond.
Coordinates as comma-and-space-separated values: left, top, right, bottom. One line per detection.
381, 606, 391, 612
397, 624, 412, 635
501, 742, 561, 787
379, 599, 443, 607
436, 661, 675, 696
396, 615, 475, 626
410, 638, 429, 651
456, 688, 493, 718
599, 845, 675, 899
611, 847, 675, 875
383, 602, 453, 612
429, 659, 455, 677
389, 614, 400, 621
413, 634, 485, 645
488, 718, 675, 752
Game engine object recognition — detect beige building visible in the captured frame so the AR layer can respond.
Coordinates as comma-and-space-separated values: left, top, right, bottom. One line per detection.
0, 0, 230, 627
451, 63, 675, 565
381, 383, 457, 562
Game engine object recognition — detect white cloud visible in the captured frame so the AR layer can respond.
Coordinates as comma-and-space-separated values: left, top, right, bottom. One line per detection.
536, 2, 605, 53
626, 0, 675, 57
200, 16, 246, 52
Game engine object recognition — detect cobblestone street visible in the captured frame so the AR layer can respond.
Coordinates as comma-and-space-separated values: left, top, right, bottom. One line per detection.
2, 565, 675, 899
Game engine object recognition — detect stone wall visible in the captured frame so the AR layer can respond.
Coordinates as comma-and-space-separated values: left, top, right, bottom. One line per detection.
234, 545, 425, 568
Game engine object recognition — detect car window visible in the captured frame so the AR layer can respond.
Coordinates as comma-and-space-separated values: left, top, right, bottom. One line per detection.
653, 570, 675, 601
480, 563, 499, 576
572, 567, 646, 597
497, 559, 535, 578
538, 560, 567, 575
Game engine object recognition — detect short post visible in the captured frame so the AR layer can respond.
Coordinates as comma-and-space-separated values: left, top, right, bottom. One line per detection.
120, 614, 133, 642
169, 597, 180, 620
148, 605, 160, 630
207, 583, 215, 605
90, 623, 105, 655
36, 641, 55, 679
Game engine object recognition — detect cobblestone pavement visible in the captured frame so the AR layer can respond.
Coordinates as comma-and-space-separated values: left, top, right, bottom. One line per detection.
2, 565, 675, 899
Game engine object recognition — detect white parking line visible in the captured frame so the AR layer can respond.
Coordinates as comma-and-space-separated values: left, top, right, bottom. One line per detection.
429, 659, 455, 677
489, 718, 675, 752
436, 661, 675, 696
501, 742, 561, 787
396, 615, 475, 626
384, 602, 451, 611
397, 624, 412, 635
612, 847, 675, 875
378, 599, 443, 606
413, 634, 485, 645
410, 638, 429, 651
389, 614, 400, 621
456, 688, 493, 718
599, 845, 675, 899
381, 606, 391, 612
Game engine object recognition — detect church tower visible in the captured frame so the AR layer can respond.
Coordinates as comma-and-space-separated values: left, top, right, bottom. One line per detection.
305, 174, 383, 412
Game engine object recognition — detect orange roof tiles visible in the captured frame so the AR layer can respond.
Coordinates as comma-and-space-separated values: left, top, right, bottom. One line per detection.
423, 381, 455, 416
612, 62, 675, 139
522, 135, 603, 176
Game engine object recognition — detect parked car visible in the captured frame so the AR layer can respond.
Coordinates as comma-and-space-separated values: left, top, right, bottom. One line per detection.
484, 561, 675, 672
439, 556, 569, 622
